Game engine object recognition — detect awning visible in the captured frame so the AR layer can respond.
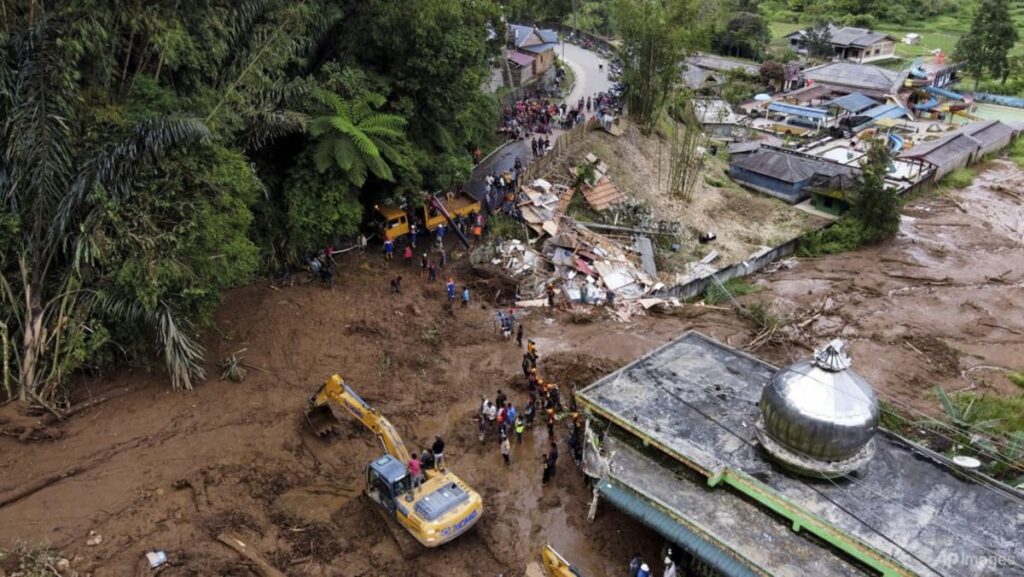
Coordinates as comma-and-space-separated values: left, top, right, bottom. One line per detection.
767, 102, 829, 120
861, 103, 909, 121
597, 480, 760, 577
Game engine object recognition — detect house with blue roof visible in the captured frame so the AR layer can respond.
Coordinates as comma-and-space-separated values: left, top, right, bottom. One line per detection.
509, 24, 558, 78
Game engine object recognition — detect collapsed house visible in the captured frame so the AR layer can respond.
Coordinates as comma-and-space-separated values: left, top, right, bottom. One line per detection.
496, 157, 664, 311
577, 331, 1024, 577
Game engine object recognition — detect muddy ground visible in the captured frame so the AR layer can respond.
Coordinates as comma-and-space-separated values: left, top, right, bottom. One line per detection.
553, 122, 826, 269
1, 161, 1021, 577
742, 159, 1024, 416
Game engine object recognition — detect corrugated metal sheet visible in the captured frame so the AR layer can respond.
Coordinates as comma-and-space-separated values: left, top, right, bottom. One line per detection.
767, 102, 830, 120
804, 62, 899, 92
860, 103, 909, 121
827, 92, 878, 113
730, 149, 853, 184
597, 481, 761, 577
582, 176, 626, 210
507, 51, 534, 67
521, 42, 558, 54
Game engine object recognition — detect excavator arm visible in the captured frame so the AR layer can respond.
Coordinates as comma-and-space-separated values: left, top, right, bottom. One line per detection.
308, 375, 412, 465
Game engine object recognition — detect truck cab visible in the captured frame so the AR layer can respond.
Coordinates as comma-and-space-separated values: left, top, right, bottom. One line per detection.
375, 206, 410, 242
366, 454, 412, 513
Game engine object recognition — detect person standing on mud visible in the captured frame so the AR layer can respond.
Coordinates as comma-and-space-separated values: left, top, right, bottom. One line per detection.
522, 352, 534, 377
524, 398, 536, 428
403, 244, 413, 267
501, 433, 511, 466
432, 436, 446, 471
390, 275, 402, 294
515, 414, 525, 444
547, 440, 559, 478
541, 452, 553, 484
420, 253, 428, 276
516, 323, 524, 348
546, 408, 556, 438
384, 238, 394, 261
446, 278, 456, 303
629, 554, 643, 577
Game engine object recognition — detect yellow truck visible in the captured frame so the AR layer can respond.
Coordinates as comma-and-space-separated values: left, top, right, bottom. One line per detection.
375, 192, 481, 245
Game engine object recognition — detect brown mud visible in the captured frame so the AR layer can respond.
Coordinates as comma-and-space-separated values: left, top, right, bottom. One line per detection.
1, 162, 1021, 576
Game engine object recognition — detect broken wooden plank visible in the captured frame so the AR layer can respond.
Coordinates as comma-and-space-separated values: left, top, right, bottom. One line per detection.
216, 532, 287, 577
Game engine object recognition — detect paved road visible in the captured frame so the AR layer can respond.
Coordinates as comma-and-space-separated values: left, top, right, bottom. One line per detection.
467, 43, 615, 201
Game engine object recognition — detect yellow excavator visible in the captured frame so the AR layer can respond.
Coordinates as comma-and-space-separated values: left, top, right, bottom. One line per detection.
306, 375, 483, 549
537, 544, 585, 577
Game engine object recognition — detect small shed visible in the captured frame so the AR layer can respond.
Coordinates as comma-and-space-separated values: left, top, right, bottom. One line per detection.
507, 51, 535, 86
767, 102, 830, 130
903, 33, 921, 45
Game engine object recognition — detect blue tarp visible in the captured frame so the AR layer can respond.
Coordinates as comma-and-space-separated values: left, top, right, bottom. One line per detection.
861, 103, 909, 120
827, 92, 877, 113
767, 102, 829, 120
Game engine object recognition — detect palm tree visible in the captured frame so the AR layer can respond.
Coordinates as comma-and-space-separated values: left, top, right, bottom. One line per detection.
308, 90, 409, 187
0, 20, 211, 403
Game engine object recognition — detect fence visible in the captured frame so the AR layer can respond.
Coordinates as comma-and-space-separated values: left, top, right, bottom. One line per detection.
518, 117, 598, 188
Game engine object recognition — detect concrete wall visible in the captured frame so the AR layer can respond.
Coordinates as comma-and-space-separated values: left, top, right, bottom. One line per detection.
728, 166, 807, 204
652, 238, 801, 300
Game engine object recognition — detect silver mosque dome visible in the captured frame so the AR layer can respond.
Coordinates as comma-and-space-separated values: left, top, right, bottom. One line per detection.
755, 339, 879, 478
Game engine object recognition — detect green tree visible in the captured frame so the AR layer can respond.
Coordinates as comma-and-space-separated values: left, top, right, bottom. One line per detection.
339, 0, 501, 189
955, 0, 1020, 87
0, 21, 212, 401
309, 91, 410, 188
284, 155, 365, 252
848, 138, 900, 243
612, 0, 702, 131
804, 23, 834, 60
714, 12, 770, 59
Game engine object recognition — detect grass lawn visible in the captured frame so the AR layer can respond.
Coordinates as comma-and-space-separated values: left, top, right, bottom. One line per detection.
768, 10, 1024, 64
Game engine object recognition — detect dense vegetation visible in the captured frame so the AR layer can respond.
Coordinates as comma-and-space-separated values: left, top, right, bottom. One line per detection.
1, 1, 503, 402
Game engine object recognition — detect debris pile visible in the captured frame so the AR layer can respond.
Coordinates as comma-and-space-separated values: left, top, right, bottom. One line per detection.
571, 152, 627, 211
494, 219, 664, 311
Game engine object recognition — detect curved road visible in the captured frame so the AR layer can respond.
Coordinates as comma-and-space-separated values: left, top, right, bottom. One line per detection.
467, 42, 615, 200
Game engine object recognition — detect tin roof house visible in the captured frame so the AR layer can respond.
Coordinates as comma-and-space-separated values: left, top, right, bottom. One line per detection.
786, 25, 897, 64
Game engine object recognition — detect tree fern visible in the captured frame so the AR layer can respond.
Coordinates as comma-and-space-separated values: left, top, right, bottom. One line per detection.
308, 89, 409, 188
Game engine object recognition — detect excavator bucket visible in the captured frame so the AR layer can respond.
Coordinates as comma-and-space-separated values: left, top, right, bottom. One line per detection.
305, 404, 342, 436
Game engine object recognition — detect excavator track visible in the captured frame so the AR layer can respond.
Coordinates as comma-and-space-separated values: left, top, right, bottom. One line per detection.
375, 504, 425, 560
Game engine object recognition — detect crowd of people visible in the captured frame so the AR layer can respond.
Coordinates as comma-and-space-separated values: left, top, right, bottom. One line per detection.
470, 334, 586, 488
